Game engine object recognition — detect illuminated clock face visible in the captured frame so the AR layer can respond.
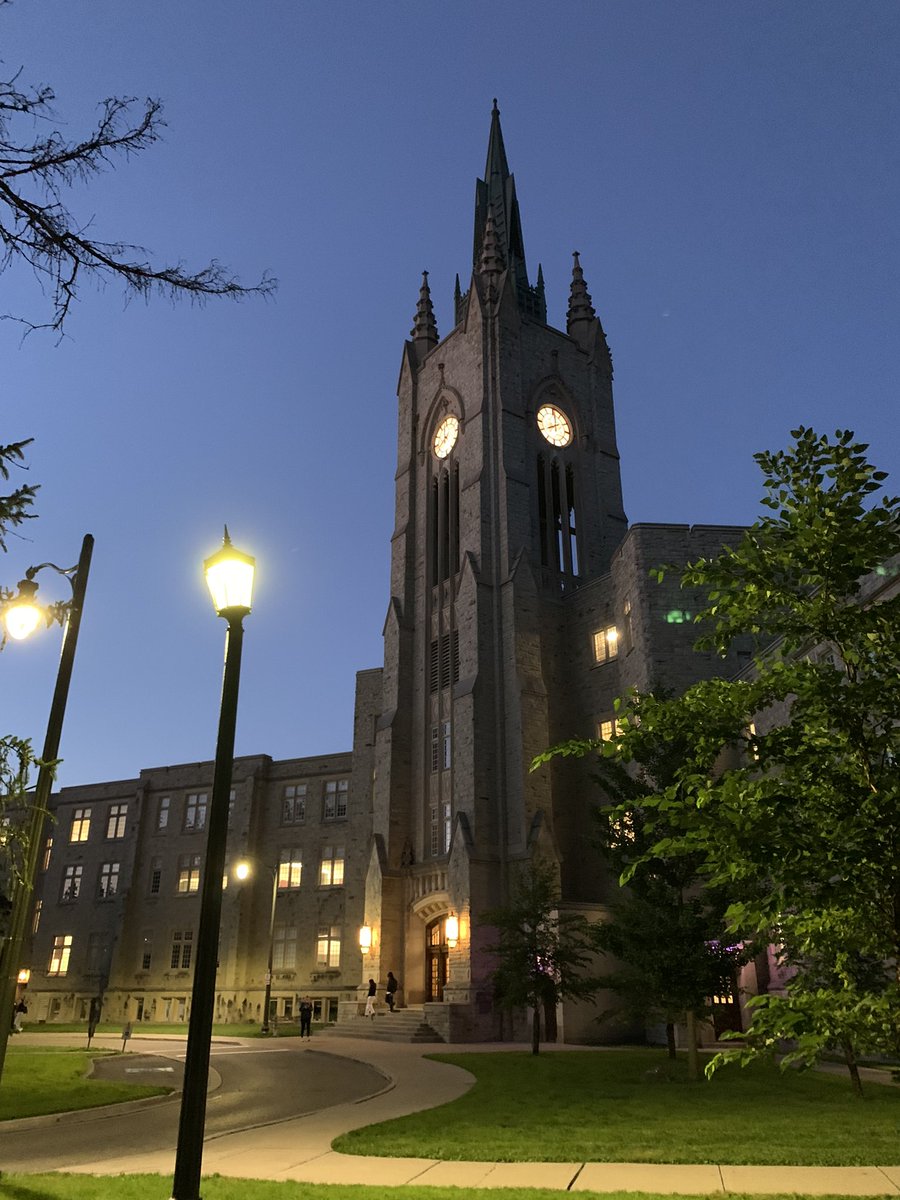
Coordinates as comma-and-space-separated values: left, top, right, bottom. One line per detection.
433, 414, 460, 458
537, 404, 572, 447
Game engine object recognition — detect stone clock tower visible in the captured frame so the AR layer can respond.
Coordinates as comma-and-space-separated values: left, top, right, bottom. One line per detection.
359, 102, 633, 1040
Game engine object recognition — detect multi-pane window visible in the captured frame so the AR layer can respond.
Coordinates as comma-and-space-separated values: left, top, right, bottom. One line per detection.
176, 854, 201, 894
592, 625, 618, 664
98, 862, 120, 898
184, 793, 208, 832
430, 804, 439, 856
61, 864, 82, 901
228, 788, 236, 825
141, 932, 153, 971
273, 922, 297, 969
41, 837, 53, 871
149, 856, 163, 895
32, 898, 42, 934
622, 598, 633, 654
442, 801, 452, 854
156, 796, 170, 830
319, 846, 344, 886
323, 779, 348, 820
69, 808, 91, 843
597, 717, 625, 742
106, 803, 127, 839
278, 847, 302, 889
48, 934, 73, 976
282, 784, 306, 824
170, 930, 193, 969
316, 924, 341, 968
431, 721, 451, 772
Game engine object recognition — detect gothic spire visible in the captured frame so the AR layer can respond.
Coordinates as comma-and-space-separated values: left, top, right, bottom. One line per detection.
477, 210, 505, 277
410, 270, 439, 351
566, 251, 596, 330
473, 100, 529, 296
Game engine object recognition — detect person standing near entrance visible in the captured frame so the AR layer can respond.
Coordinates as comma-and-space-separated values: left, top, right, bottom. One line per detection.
364, 978, 376, 1019
385, 971, 399, 1012
298, 996, 313, 1037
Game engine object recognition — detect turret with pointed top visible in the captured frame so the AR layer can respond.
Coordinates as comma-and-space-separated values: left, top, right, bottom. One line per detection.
410, 270, 439, 357
566, 251, 612, 371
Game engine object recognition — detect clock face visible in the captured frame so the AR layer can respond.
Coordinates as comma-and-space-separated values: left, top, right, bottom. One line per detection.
433, 414, 460, 458
537, 404, 572, 447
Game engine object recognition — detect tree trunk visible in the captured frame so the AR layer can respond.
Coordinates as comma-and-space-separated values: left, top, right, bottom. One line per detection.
685, 1010, 701, 1082
842, 1039, 864, 1098
532, 1004, 541, 1055
666, 1021, 677, 1060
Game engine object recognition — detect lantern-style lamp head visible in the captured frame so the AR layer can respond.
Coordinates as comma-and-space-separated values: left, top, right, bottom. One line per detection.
445, 914, 459, 948
3, 577, 42, 641
358, 925, 372, 954
233, 860, 252, 883
204, 527, 255, 618
17, 968, 31, 985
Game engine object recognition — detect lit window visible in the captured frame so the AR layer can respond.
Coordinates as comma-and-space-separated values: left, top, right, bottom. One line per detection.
69, 808, 91, 843
184, 793, 208, 831
149, 856, 163, 895
592, 626, 618, 664
32, 898, 42, 934
106, 803, 127, 839
41, 837, 53, 871
278, 847, 302, 889
597, 717, 625, 742
273, 922, 298, 969
98, 862, 120, 898
48, 934, 73, 976
323, 779, 348, 820
282, 784, 306, 824
316, 924, 341, 968
156, 797, 170, 830
61, 864, 82, 902
170, 930, 193, 969
176, 854, 202, 894
319, 846, 344, 886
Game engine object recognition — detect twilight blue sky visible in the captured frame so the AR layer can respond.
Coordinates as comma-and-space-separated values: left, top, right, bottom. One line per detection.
2, 2, 898, 788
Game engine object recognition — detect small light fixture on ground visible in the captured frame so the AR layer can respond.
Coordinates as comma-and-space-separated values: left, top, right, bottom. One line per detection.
171, 529, 255, 1200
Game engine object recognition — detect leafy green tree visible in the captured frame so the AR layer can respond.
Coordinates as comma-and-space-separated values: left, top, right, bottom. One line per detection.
601, 429, 899, 1093
480, 859, 598, 1055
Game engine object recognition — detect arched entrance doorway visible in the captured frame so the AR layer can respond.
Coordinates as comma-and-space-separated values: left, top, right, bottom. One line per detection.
425, 916, 449, 1001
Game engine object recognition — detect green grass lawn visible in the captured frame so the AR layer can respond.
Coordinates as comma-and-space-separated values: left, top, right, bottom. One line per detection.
17, 1020, 315, 1038
333, 1049, 900, 1166
0, 1047, 171, 1120
0, 1177, 885, 1200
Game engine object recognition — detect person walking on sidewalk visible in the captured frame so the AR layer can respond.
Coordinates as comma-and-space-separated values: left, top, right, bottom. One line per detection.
364, 978, 377, 1019
385, 971, 399, 1012
299, 996, 313, 1037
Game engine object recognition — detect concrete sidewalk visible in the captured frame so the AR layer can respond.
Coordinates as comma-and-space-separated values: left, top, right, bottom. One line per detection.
17, 1032, 900, 1195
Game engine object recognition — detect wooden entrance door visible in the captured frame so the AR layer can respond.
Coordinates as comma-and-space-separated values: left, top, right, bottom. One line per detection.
426, 917, 449, 1001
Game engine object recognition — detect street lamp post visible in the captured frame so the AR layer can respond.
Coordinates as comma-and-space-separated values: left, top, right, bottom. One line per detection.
0, 533, 94, 1083
235, 860, 278, 1034
171, 529, 255, 1200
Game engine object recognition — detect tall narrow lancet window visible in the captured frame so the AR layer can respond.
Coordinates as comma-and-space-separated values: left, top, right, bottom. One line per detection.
536, 454, 579, 583
429, 466, 460, 586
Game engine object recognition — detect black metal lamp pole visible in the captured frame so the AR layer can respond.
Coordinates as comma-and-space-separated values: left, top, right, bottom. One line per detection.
171, 530, 253, 1200
0, 533, 94, 1083
261, 867, 278, 1035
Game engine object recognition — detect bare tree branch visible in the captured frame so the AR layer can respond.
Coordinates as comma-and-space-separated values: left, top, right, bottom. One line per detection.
0, 66, 275, 332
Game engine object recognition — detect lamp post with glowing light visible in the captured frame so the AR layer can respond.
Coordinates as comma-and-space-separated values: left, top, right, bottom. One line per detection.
171, 529, 254, 1200
234, 859, 279, 1034
0, 534, 93, 1083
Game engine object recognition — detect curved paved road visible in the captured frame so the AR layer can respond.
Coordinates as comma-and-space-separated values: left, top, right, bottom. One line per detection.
0, 1037, 387, 1173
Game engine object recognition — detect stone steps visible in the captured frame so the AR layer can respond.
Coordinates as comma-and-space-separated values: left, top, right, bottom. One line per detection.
330, 1005, 445, 1043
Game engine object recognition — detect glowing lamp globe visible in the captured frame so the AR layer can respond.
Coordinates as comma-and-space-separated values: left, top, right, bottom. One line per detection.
3, 578, 42, 640
359, 925, 372, 953
204, 527, 255, 617
234, 861, 252, 882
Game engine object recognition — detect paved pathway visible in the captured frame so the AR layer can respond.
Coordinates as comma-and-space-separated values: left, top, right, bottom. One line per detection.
6, 1032, 900, 1194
